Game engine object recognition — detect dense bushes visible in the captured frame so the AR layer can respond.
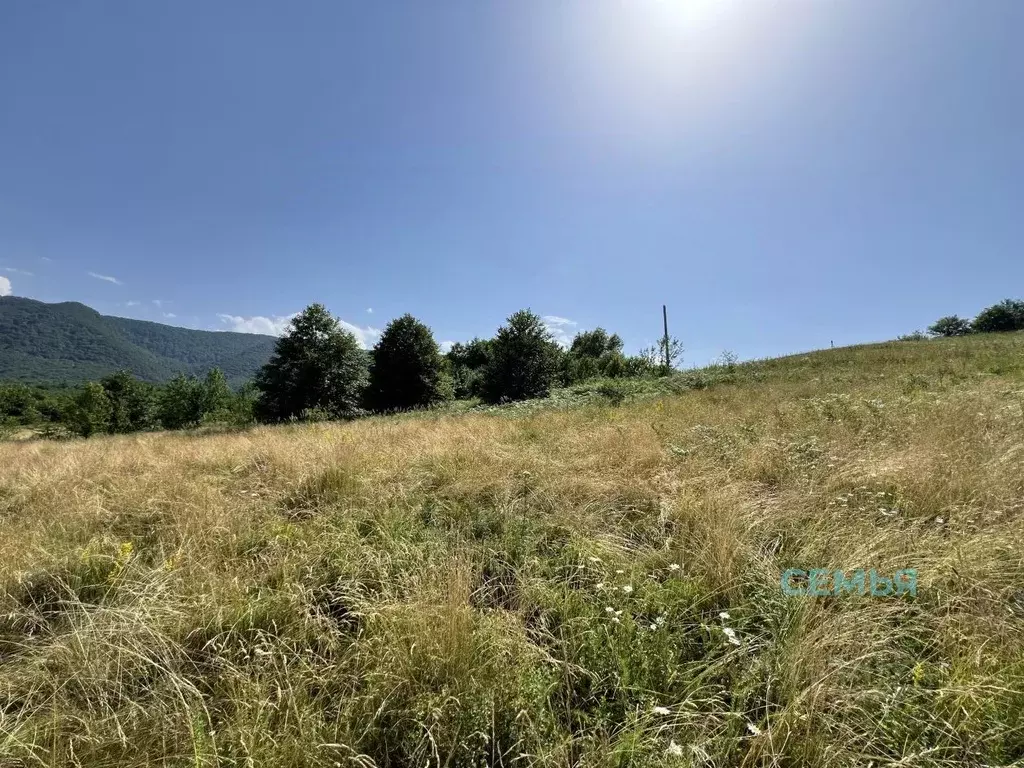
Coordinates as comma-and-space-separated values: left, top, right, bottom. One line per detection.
925, 299, 1024, 338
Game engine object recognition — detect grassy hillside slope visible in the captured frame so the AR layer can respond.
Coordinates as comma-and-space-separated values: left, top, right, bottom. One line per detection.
0, 296, 276, 385
1, 334, 1022, 767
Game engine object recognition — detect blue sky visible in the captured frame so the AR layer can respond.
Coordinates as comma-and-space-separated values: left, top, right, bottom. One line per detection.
1, 1, 1021, 363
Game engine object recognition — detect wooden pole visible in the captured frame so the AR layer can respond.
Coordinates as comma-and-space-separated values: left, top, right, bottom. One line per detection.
662, 304, 670, 372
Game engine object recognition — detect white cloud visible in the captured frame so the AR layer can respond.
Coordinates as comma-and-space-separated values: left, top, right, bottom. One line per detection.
439, 340, 455, 354
542, 315, 579, 347
2, 266, 33, 276
152, 299, 167, 308
125, 300, 140, 307
0, 276, 11, 296
40, 257, 52, 263
217, 312, 382, 348
218, 313, 298, 336
339, 319, 382, 349
163, 312, 177, 319
366, 307, 373, 314
88, 271, 122, 285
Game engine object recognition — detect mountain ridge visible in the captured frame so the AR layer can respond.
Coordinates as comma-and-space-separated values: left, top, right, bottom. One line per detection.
0, 296, 277, 385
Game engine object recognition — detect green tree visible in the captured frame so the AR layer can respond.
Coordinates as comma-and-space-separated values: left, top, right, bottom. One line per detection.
366, 314, 449, 412
973, 299, 1024, 334
563, 328, 628, 384
158, 374, 205, 430
446, 338, 493, 399
69, 382, 113, 438
254, 304, 369, 422
928, 315, 972, 337
200, 368, 232, 420
100, 370, 156, 433
481, 309, 560, 403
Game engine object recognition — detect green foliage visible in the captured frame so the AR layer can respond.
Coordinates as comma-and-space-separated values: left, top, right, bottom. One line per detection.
100, 370, 157, 433
446, 338, 493, 399
254, 304, 369, 422
972, 299, 1024, 334
481, 310, 561, 404
563, 328, 629, 384
68, 382, 113, 438
928, 315, 973, 337
366, 314, 449, 412
0, 296, 275, 385
157, 374, 205, 430
897, 330, 928, 341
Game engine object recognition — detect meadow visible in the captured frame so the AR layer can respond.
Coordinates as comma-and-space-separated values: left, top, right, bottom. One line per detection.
1, 334, 1023, 767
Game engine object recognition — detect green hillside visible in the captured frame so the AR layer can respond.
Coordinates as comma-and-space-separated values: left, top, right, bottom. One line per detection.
0, 296, 276, 385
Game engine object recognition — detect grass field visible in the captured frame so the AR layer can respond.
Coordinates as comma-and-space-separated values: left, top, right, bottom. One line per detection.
1, 334, 1023, 767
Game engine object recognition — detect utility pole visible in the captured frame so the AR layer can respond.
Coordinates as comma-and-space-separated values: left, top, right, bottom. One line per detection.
662, 304, 670, 373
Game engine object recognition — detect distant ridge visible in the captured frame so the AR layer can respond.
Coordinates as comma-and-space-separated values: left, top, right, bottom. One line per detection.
0, 296, 276, 385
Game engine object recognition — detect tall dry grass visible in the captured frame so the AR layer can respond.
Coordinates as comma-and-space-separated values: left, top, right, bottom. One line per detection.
1, 335, 1023, 767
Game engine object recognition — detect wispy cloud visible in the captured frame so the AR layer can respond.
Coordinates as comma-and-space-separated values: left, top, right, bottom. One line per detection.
163, 312, 177, 319
40, 257, 52, 263
2, 266, 33, 276
542, 315, 579, 347
88, 271, 122, 285
366, 307, 373, 314
217, 312, 382, 349
125, 300, 140, 307
152, 299, 168, 308
0, 276, 11, 297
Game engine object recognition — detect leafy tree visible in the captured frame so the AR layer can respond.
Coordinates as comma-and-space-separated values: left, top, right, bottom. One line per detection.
481, 309, 560, 403
366, 314, 449, 412
928, 315, 972, 337
200, 368, 232, 420
254, 304, 369, 422
69, 382, 113, 438
158, 374, 205, 429
563, 328, 628, 384
100, 370, 156, 433
446, 338, 493, 399
973, 299, 1024, 334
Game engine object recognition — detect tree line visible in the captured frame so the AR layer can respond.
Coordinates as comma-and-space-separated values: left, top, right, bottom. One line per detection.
1, 306, 679, 438
923, 299, 1024, 338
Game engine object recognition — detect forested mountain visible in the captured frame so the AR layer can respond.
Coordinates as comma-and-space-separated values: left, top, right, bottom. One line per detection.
0, 297, 276, 385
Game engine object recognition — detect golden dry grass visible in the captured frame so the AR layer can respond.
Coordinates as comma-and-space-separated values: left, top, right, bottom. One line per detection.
1, 335, 1023, 767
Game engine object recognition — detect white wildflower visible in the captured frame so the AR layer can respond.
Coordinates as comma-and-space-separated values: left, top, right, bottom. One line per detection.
615, 569, 625, 575
668, 563, 681, 571
588, 556, 602, 563
605, 606, 615, 613
936, 517, 945, 524
667, 741, 684, 757
653, 706, 671, 716
722, 627, 741, 646
650, 623, 658, 631
719, 611, 731, 620
621, 585, 633, 594
596, 582, 606, 590
747, 722, 762, 736
612, 617, 621, 624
